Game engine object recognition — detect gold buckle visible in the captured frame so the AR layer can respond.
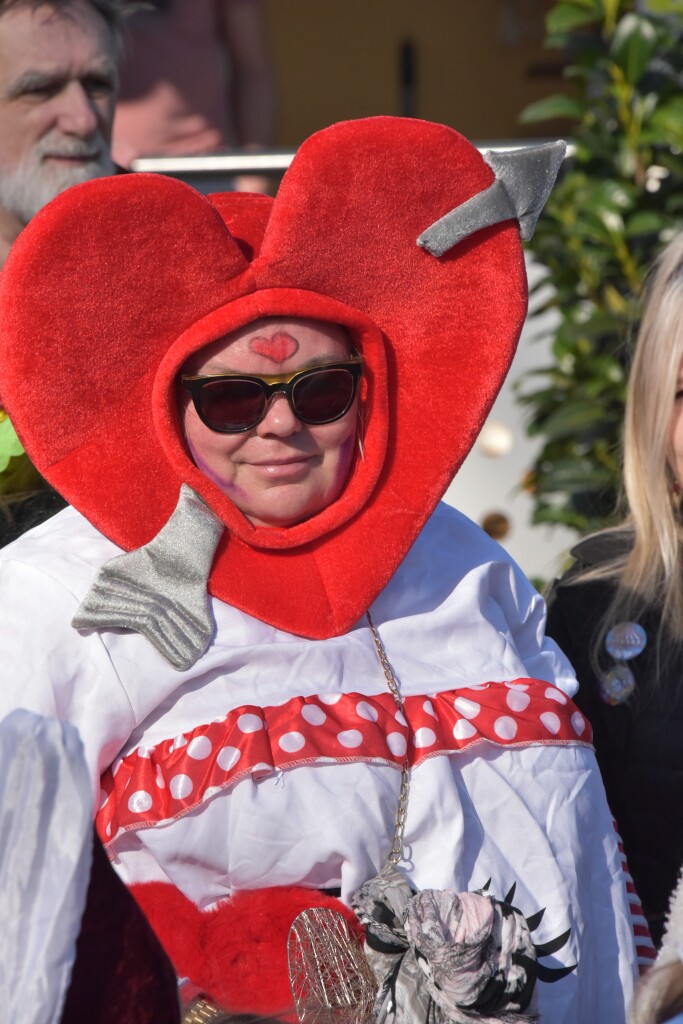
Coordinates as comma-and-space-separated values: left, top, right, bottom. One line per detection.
182, 996, 225, 1024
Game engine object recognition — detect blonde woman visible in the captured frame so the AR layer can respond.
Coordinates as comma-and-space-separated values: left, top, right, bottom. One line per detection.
546, 231, 683, 947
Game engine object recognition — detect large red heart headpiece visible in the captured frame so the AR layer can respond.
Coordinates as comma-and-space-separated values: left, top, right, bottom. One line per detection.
0, 117, 527, 638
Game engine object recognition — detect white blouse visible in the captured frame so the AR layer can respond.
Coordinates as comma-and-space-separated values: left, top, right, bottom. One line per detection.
0, 501, 645, 1023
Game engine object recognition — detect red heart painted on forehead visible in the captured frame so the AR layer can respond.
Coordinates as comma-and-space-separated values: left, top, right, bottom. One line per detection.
249, 332, 299, 363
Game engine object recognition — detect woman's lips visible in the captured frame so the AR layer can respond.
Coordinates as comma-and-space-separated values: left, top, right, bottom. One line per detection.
246, 457, 313, 480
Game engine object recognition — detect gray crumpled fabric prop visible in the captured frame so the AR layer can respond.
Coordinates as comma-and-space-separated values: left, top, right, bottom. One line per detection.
72, 484, 224, 671
351, 864, 538, 1024
417, 140, 567, 258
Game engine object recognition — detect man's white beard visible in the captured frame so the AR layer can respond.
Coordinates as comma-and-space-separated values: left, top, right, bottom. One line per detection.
0, 130, 114, 226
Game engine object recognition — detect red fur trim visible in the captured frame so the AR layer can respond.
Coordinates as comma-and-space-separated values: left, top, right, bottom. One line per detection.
130, 882, 204, 980
131, 882, 361, 1017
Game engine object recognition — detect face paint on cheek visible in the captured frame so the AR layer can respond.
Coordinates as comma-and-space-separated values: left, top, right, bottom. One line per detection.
334, 434, 356, 490
187, 445, 228, 489
249, 331, 300, 364
185, 434, 238, 494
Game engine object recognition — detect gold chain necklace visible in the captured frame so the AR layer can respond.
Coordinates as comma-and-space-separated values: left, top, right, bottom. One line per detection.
365, 610, 411, 865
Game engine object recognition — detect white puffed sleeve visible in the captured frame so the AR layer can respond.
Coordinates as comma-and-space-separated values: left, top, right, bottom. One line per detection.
0, 555, 135, 799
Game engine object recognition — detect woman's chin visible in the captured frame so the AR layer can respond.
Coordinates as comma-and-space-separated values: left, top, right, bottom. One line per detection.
239, 484, 333, 529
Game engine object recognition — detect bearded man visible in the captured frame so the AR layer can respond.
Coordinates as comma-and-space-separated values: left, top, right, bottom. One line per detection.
0, 0, 121, 267
0, 0, 122, 541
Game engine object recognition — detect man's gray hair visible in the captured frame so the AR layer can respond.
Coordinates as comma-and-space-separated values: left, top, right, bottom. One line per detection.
0, 0, 126, 31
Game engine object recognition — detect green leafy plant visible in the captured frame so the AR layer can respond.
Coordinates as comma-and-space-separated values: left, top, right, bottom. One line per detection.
518, 0, 683, 532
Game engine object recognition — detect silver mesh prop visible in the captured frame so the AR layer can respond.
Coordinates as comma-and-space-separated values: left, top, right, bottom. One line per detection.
288, 908, 377, 1024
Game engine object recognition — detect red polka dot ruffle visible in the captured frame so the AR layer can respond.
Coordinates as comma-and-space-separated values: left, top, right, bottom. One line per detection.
97, 678, 590, 844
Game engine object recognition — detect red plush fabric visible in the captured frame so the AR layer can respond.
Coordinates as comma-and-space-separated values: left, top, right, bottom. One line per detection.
131, 881, 362, 1017
0, 117, 527, 638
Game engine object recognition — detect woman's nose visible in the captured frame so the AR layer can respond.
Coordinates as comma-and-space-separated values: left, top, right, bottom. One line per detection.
255, 392, 302, 437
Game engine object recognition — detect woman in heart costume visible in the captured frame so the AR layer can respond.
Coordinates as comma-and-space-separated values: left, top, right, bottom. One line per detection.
0, 118, 647, 1022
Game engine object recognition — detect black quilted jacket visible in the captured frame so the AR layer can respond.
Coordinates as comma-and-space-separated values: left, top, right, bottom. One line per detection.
546, 531, 683, 947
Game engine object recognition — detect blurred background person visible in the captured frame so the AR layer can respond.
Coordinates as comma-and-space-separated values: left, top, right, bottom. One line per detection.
112, 0, 276, 193
630, 866, 683, 1024
0, 0, 121, 541
0, 0, 120, 267
545, 231, 683, 947
631, 959, 683, 1024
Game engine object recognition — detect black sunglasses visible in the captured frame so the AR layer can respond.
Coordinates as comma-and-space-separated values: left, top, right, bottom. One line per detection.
181, 358, 363, 434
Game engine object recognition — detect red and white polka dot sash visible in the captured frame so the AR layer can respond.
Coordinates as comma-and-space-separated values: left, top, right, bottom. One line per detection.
96, 678, 590, 844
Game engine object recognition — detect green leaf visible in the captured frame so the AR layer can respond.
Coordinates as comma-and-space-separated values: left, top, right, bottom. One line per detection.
536, 400, 613, 441
591, 178, 635, 210
519, 94, 584, 124
645, 0, 683, 13
602, 0, 626, 35
531, 504, 593, 531
610, 14, 658, 83
0, 453, 43, 497
0, 416, 24, 473
516, 0, 683, 538
534, 456, 614, 494
547, 3, 603, 33
555, 0, 603, 9
624, 210, 671, 235
650, 96, 683, 146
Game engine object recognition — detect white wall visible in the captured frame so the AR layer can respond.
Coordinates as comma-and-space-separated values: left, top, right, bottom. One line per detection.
443, 254, 577, 584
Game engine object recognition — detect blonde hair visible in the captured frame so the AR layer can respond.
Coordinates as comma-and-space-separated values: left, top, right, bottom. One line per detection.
579, 232, 683, 654
621, 233, 683, 630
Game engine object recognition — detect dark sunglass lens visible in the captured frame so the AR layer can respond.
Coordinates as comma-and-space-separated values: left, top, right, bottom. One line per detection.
198, 379, 265, 431
292, 368, 356, 424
